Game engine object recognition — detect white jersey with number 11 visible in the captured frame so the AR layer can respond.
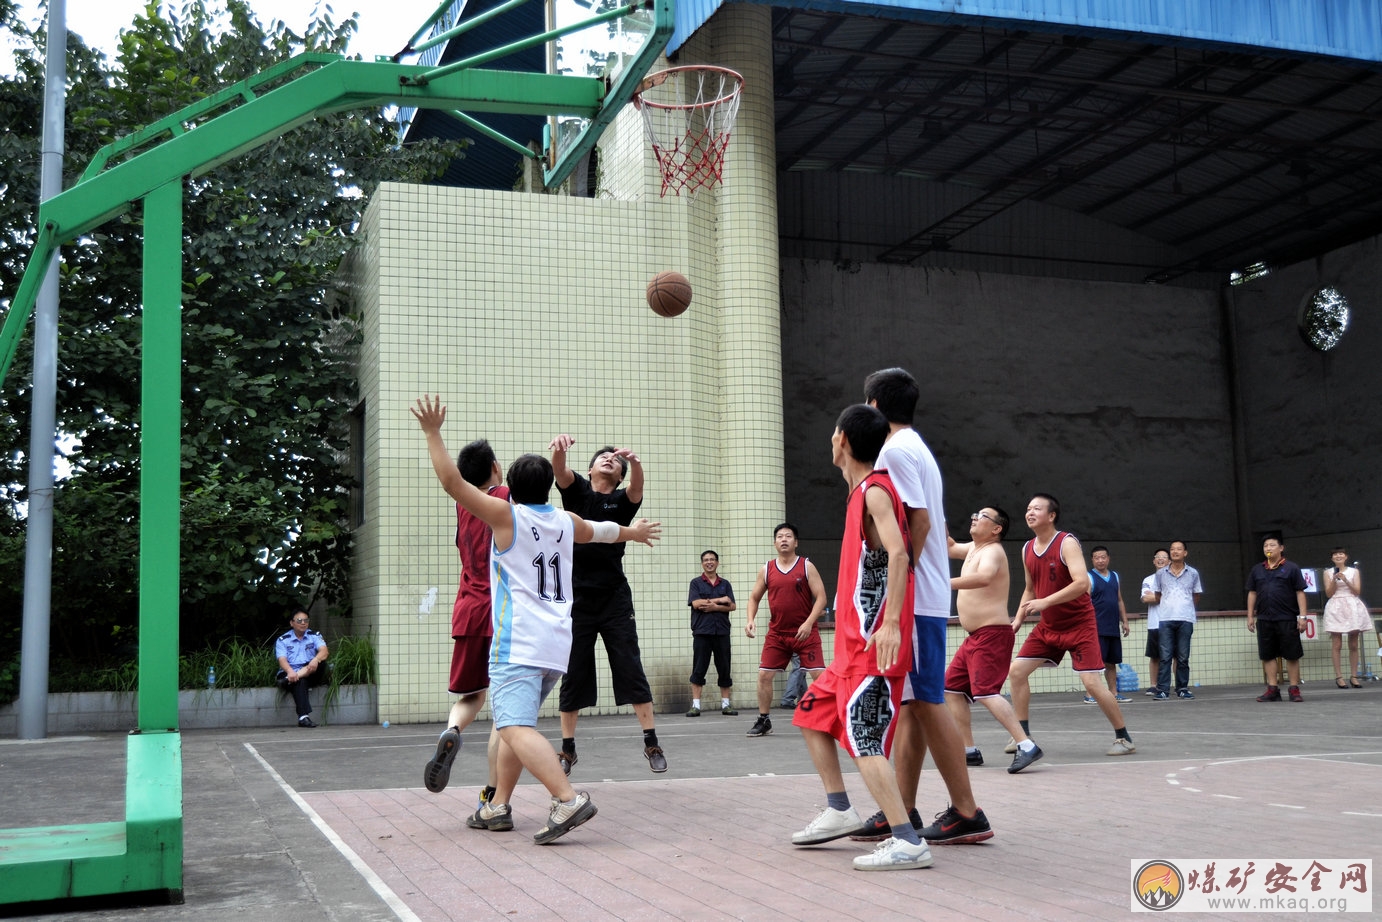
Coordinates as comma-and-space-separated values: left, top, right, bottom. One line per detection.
490, 503, 574, 672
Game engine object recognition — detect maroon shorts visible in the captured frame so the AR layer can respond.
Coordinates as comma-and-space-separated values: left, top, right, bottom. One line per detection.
791, 667, 904, 759
449, 634, 491, 695
759, 629, 826, 672
944, 624, 1015, 701
1016, 618, 1105, 673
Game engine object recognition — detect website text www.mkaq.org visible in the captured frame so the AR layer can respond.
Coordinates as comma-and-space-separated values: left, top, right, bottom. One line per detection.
1205, 894, 1358, 912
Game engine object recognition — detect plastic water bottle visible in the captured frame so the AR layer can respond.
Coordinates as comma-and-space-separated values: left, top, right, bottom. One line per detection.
381, 720, 390, 728
207, 666, 216, 689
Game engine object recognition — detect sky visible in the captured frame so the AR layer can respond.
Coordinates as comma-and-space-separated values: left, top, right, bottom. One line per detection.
7, 0, 460, 64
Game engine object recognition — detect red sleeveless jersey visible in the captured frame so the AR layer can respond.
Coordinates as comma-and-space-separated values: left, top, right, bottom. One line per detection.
835, 471, 914, 677
1022, 530, 1096, 632
765, 556, 816, 634
452, 484, 510, 637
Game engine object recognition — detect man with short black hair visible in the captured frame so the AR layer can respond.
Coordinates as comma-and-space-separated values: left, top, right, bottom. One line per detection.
276, 607, 329, 728
1087, 546, 1130, 704
687, 550, 737, 717
1152, 540, 1202, 700
1246, 534, 1308, 702
549, 435, 666, 773
1140, 550, 1170, 695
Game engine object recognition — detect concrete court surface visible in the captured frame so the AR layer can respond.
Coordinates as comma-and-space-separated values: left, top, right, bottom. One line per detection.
1, 683, 1379, 921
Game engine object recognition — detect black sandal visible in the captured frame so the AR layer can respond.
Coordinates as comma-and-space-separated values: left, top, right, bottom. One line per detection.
1350, 677, 1363, 688
1335, 676, 1348, 688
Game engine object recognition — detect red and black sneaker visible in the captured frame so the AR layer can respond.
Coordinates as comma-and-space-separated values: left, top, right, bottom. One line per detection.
917, 806, 994, 845
1256, 685, 1281, 702
1288, 685, 1304, 702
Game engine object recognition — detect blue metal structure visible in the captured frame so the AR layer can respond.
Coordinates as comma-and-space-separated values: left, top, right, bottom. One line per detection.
669, 0, 1382, 62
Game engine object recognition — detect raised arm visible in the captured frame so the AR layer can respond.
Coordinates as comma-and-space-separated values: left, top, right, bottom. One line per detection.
616, 448, 644, 504
411, 397, 513, 547
548, 433, 577, 489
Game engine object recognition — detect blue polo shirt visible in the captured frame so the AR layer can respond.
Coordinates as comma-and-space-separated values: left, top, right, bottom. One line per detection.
275, 629, 326, 669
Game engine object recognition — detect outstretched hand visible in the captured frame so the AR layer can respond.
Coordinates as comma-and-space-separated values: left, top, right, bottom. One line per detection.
612, 447, 641, 465
548, 434, 575, 453
411, 395, 446, 433
628, 518, 662, 547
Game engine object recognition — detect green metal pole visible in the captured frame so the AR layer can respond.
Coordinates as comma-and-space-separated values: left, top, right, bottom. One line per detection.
410, 0, 534, 56
137, 180, 182, 731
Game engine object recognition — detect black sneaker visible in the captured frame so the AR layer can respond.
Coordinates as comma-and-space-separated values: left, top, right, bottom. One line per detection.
424, 727, 460, 793
559, 750, 578, 775
1007, 744, 1044, 774
966, 749, 984, 767
644, 745, 668, 773
533, 792, 597, 845
1256, 685, 1281, 702
298, 716, 317, 728
746, 715, 773, 737
850, 807, 925, 842
917, 806, 994, 845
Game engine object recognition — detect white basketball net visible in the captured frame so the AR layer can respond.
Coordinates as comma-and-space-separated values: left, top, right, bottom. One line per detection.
633, 66, 744, 198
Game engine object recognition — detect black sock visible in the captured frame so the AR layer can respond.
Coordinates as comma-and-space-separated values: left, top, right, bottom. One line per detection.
643, 729, 659, 748
1115, 727, 1131, 741
562, 737, 576, 755
1019, 719, 1030, 734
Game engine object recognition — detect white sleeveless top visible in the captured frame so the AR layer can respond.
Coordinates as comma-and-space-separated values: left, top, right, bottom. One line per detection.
490, 503, 574, 671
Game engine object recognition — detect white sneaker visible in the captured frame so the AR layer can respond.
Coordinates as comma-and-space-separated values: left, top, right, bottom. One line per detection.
1106, 738, 1137, 756
792, 806, 865, 845
1003, 736, 1018, 754
853, 836, 934, 871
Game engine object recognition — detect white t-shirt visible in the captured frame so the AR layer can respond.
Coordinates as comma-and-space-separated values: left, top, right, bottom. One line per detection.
1141, 573, 1161, 630
1154, 564, 1203, 624
490, 503, 574, 671
875, 426, 950, 619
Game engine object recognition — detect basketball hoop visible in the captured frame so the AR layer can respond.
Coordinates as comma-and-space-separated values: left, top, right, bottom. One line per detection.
633, 65, 744, 198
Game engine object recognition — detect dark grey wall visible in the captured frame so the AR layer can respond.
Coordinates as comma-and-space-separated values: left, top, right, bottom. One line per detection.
1228, 234, 1382, 575
779, 258, 1249, 610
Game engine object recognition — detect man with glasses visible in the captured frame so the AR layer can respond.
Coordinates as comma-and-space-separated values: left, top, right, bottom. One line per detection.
945, 507, 1042, 773
1140, 550, 1169, 695
276, 607, 329, 728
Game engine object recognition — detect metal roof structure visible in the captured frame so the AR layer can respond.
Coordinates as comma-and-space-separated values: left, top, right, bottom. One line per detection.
755, 4, 1382, 283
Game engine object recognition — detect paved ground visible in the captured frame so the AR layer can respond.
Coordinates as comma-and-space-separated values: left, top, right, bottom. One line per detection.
1, 682, 1379, 920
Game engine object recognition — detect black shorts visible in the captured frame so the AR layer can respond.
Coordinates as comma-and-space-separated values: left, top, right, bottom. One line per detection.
1144, 629, 1160, 660
1257, 619, 1305, 662
1099, 634, 1123, 666
559, 581, 653, 711
689, 634, 732, 688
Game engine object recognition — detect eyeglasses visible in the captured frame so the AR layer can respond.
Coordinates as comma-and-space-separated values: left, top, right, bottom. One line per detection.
971, 512, 998, 525
293, 618, 309, 623
1153, 557, 1169, 563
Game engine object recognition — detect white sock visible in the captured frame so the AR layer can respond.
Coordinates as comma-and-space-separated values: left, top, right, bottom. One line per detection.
1018, 739, 1036, 752
691, 698, 701, 709
965, 746, 979, 755
721, 698, 731, 708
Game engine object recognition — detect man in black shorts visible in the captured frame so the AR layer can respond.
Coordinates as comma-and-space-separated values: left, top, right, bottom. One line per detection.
1246, 533, 1309, 702
549, 434, 667, 773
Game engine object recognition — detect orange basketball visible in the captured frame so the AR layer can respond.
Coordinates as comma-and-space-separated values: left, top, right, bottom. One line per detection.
646, 271, 693, 318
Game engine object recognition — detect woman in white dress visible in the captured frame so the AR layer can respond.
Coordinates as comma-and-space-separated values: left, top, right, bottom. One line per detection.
1323, 548, 1371, 687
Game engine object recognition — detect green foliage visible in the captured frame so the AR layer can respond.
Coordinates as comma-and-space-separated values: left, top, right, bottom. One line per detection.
0, 2, 466, 661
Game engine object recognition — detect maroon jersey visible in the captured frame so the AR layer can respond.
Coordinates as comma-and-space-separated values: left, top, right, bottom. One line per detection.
1022, 530, 1097, 632
764, 556, 817, 635
835, 471, 914, 678
452, 484, 509, 637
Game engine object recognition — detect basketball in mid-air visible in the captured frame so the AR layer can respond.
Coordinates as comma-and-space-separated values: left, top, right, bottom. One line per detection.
646, 271, 692, 317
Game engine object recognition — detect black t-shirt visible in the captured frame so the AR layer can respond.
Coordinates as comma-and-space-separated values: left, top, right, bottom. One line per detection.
558, 473, 640, 591
1245, 559, 1307, 621
688, 575, 735, 635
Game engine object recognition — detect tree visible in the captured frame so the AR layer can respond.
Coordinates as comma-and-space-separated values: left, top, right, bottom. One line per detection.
0, 0, 466, 668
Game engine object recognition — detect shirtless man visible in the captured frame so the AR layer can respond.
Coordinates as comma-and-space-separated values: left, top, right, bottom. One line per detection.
945, 506, 1042, 774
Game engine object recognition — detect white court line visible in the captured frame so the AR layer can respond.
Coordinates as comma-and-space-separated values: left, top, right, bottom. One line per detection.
244, 742, 421, 922
1212, 794, 1242, 800
1183, 787, 1201, 792
1266, 803, 1306, 810
1343, 811, 1382, 818
1207, 751, 1382, 767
